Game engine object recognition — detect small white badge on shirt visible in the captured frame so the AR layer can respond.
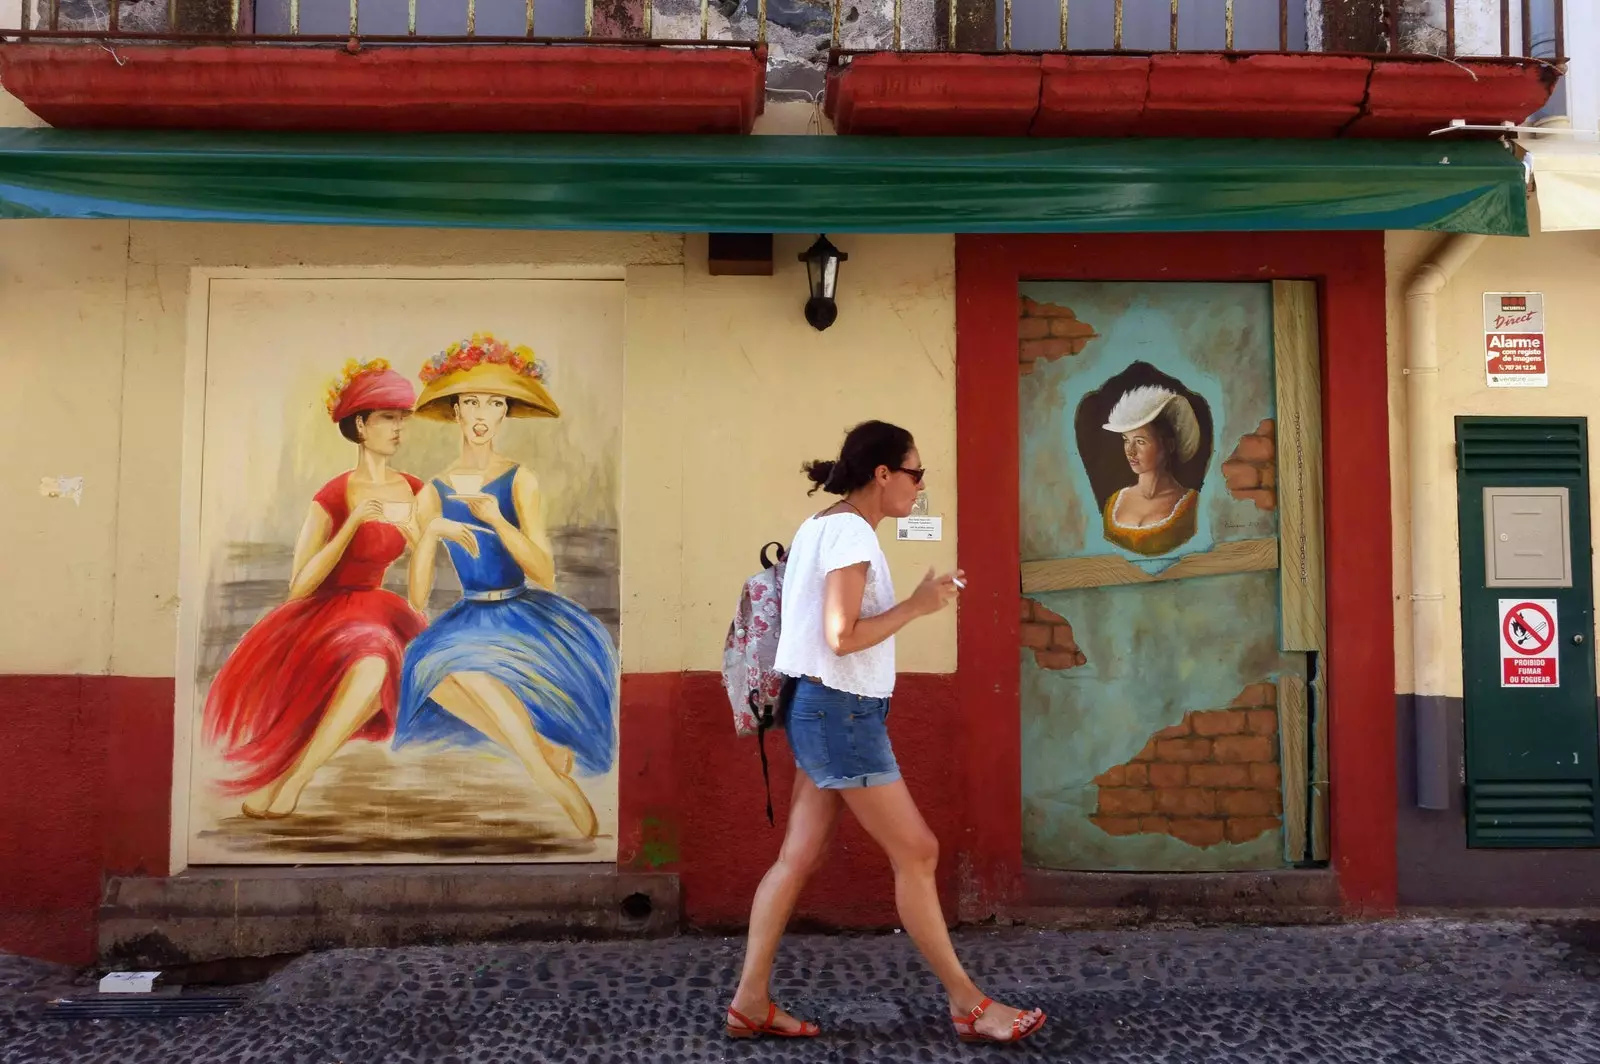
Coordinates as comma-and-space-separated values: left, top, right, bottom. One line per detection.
896, 516, 942, 541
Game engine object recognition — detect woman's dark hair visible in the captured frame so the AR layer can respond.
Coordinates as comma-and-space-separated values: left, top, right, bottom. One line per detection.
338, 409, 405, 444
338, 412, 368, 444
1144, 411, 1179, 467
803, 420, 915, 496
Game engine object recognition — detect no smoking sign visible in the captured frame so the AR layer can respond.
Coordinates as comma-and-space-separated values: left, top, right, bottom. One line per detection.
1499, 599, 1559, 688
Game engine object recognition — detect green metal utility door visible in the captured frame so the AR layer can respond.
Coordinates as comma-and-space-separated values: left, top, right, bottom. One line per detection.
1458, 417, 1600, 847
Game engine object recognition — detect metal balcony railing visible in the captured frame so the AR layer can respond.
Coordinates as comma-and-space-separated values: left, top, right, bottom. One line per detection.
0, 0, 1565, 59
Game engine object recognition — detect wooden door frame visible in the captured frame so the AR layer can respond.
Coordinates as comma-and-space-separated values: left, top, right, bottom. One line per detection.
953, 233, 1396, 915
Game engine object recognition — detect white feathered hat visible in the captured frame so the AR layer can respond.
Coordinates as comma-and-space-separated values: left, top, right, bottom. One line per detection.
1103, 385, 1201, 463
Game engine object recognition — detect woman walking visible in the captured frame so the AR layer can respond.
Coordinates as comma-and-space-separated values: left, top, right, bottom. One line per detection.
725, 420, 1046, 1045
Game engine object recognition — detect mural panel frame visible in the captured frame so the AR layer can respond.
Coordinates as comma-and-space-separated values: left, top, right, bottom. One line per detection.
172, 264, 627, 873
954, 233, 1395, 915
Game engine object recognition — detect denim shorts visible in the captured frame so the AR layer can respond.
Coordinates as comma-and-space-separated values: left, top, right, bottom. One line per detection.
786, 677, 901, 790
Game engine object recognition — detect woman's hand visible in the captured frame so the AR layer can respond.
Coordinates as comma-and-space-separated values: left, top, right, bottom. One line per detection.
909, 567, 963, 617
348, 498, 387, 529
450, 492, 506, 528
425, 518, 481, 558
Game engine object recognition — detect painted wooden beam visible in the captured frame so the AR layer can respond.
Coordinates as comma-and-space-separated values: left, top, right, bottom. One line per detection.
1020, 537, 1278, 593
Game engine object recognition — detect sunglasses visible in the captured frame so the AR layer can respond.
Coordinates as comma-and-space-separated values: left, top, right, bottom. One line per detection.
893, 466, 926, 485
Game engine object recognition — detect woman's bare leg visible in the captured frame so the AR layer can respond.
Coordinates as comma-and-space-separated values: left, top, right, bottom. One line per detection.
244, 655, 388, 818
728, 771, 841, 1032
429, 672, 597, 837
840, 781, 1043, 1041
427, 676, 573, 775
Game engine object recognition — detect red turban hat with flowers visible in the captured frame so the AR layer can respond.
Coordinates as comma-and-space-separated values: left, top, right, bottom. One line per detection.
325, 359, 417, 422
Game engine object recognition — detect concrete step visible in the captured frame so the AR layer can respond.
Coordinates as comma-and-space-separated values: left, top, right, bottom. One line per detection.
99, 865, 678, 968
1007, 868, 1343, 928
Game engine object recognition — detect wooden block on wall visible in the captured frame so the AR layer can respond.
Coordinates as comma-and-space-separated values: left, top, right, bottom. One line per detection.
708, 233, 774, 276
1273, 280, 1327, 655
1279, 672, 1310, 865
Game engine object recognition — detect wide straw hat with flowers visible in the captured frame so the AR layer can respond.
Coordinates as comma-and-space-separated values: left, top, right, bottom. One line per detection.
413, 334, 559, 421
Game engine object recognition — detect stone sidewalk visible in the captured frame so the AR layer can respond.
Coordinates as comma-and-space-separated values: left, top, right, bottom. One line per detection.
4, 919, 1599, 1063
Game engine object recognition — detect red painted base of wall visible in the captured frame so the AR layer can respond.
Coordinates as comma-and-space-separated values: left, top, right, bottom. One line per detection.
0, 670, 958, 962
0, 44, 767, 134
620, 671, 962, 930
827, 52, 1555, 139
0, 675, 173, 965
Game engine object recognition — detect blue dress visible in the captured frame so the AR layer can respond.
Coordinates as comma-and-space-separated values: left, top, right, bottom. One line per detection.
396, 465, 618, 776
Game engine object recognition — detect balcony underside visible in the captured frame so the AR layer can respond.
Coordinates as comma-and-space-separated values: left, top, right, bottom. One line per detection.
0, 43, 767, 134
825, 52, 1559, 139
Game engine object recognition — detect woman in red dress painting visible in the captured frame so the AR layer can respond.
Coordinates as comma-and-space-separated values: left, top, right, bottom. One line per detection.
203, 359, 459, 819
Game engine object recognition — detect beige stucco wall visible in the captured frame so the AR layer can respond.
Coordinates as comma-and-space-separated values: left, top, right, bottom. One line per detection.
1388, 216, 1600, 697
0, 222, 957, 679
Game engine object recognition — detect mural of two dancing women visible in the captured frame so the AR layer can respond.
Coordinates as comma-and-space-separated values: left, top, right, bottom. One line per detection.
200, 335, 618, 840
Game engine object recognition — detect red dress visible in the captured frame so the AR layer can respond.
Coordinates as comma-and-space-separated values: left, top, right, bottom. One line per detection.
202, 472, 426, 796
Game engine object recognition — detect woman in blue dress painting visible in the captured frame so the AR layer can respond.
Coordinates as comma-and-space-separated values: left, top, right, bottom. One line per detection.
399, 334, 617, 839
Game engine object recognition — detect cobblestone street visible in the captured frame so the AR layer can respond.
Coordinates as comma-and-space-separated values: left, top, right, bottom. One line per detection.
4, 919, 1599, 1063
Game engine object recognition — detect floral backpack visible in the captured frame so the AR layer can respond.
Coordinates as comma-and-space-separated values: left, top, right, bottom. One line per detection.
722, 540, 798, 825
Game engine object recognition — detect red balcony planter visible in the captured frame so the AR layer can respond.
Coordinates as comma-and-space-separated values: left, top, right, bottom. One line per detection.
825, 53, 1041, 137
829, 51, 1557, 139
0, 43, 767, 134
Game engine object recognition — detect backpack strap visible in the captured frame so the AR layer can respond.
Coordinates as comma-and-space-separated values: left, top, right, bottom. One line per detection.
750, 690, 776, 826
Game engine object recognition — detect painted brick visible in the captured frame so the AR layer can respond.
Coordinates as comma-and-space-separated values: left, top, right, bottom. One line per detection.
1020, 338, 1078, 361
1222, 458, 1261, 490
1189, 763, 1252, 788
1049, 317, 1097, 339
1020, 598, 1036, 622
1020, 624, 1052, 650
1234, 489, 1276, 511
1090, 815, 1144, 837
1094, 765, 1127, 787
1247, 709, 1280, 736
1139, 816, 1171, 834
1233, 434, 1274, 463
1021, 297, 1076, 318
1018, 317, 1051, 340
1051, 624, 1078, 651
1033, 649, 1084, 670
1169, 818, 1226, 848
1034, 603, 1068, 625
1218, 789, 1280, 817
1156, 788, 1217, 817
1192, 710, 1248, 737
1250, 762, 1282, 789
1214, 736, 1275, 763
1226, 816, 1284, 844
1130, 739, 1159, 762
1155, 738, 1212, 763
1233, 683, 1278, 708
1148, 762, 1188, 788
1098, 788, 1156, 816
1123, 763, 1149, 787
1152, 716, 1192, 740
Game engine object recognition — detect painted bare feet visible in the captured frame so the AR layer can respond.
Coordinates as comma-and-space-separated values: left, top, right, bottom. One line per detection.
550, 774, 599, 838
725, 997, 820, 1038
951, 996, 1046, 1043
242, 778, 304, 819
535, 734, 576, 776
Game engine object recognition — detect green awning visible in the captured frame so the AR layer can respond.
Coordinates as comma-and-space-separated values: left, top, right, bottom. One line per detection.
0, 129, 1527, 235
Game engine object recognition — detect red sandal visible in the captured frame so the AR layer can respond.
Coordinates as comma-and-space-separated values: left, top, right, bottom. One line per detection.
725, 1002, 822, 1040
952, 998, 1046, 1044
